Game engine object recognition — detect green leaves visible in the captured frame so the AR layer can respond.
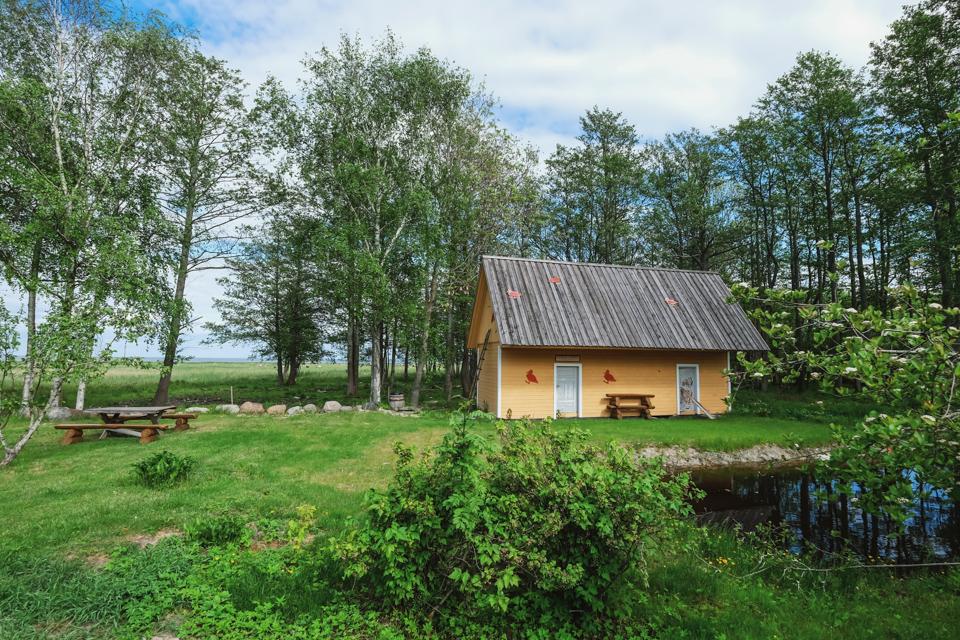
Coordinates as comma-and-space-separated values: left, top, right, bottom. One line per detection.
733, 283, 960, 526
131, 450, 197, 488
332, 411, 695, 636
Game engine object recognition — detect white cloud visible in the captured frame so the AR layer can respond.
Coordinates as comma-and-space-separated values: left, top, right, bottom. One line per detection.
159, 0, 903, 146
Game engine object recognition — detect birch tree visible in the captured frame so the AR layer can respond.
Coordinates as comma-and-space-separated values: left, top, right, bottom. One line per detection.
301, 33, 472, 407
151, 43, 254, 404
0, 0, 174, 464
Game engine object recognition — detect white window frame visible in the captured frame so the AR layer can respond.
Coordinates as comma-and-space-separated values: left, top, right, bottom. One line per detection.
675, 363, 701, 415
553, 362, 583, 418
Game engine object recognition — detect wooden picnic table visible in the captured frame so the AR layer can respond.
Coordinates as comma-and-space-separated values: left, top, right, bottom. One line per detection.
84, 405, 176, 444
605, 394, 655, 419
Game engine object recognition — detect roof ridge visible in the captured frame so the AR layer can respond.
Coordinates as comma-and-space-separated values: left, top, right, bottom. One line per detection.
481, 254, 720, 276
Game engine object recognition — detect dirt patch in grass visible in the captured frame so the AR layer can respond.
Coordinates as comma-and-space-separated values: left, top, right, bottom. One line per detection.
310, 427, 444, 491
64, 551, 111, 569
125, 528, 181, 548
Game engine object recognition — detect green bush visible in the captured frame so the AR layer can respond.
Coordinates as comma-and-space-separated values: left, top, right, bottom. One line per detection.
131, 450, 196, 487
186, 513, 248, 547
333, 411, 699, 637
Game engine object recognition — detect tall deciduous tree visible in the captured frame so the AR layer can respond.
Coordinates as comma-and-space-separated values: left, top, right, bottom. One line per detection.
538, 108, 644, 264
300, 34, 477, 407
760, 51, 868, 303
871, 0, 960, 307
151, 43, 253, 404
0, 0, 175, 464
641, 129, 739, 272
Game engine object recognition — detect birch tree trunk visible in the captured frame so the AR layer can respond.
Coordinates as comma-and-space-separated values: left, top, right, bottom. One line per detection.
368, 315, 383, 408
3, 379, 63, 467
410, 268, 438, 408
74, 380, 86, 411
154, 202, 194, 404
19, 240, 41, 416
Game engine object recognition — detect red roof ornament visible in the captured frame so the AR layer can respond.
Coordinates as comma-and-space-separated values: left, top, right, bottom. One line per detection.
508, 290, 522, 299
548, 276, 561, 284
665, 297, 679, 306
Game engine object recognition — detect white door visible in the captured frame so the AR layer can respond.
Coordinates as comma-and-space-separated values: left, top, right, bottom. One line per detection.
677, 365, 699, 414
554, 365, 580, 417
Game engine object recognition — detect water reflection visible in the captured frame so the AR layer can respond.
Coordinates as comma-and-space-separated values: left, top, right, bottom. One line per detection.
690, 465, 960, 562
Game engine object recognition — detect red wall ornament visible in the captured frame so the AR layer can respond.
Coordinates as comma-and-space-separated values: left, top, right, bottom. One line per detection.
603, 369, 616, 384
525, 369, 539, 384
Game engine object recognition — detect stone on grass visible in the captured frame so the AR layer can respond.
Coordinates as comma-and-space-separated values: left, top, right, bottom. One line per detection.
184, 407, 209, 413
46, 406, 72, 420
287, 406, 303, 416
322, 400, 342, 413
239, 401, 264, 415
302, 403, 318, 413
215, 404, 240, 414
266, 404, 287, 415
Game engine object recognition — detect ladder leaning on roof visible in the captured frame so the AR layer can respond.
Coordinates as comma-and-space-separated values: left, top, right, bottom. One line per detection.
468, 329, 492, 401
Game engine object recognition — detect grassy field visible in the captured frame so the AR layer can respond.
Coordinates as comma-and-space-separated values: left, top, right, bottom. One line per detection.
4, 363, 951, 639
21, 361, 437, 409
1, 412, 832, 557
0, 362, 841, 556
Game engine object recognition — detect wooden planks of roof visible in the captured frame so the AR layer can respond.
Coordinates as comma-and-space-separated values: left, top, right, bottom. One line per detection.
479, 256, 769, 352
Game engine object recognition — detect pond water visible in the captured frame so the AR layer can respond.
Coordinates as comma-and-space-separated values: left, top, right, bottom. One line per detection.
690, 464, 960, 562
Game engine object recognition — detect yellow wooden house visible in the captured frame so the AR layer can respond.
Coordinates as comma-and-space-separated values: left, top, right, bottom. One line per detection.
467, 256, 768, 419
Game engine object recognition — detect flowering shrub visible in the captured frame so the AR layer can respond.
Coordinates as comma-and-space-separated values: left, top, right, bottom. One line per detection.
332, 411, 698, 637
731, 283, 960, 525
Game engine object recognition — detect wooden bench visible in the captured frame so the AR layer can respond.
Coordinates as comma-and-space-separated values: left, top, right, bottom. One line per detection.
55, 423, 170, 445
161, 412, 198, 431
605, 394, 655, 419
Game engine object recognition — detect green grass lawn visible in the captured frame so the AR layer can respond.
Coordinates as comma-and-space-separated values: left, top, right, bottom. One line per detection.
0, 362, 841, 556
0, 410, 832, 557
563, 414, 832, 450
5, 363, 940, 639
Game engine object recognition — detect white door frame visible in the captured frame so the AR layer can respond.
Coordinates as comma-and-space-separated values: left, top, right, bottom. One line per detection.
496, 345, 502, 418
676, 363, 701, 415
553, 362, 583, 418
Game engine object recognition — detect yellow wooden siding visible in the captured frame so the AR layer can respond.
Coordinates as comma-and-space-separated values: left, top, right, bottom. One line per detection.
476, 342, 500, 414
466, 270, 500, 348
498, 348, 730, 419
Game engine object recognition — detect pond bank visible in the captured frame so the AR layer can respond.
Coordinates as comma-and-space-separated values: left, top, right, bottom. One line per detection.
636, 443, 831, 470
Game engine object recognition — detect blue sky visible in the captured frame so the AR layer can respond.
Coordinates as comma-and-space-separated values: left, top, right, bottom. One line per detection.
22, 0, 910, 359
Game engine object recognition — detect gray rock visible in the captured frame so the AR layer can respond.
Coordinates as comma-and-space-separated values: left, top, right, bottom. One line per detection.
184, 407, 210, 413
215, 404, 240, 414
266, 404, 287, 415
339, 405, 354, 412
46, 406, 72, 420
287, 405, 303, 416
634, 444, 833, 470
239, 401, 264, 415
322, 400, 342, 413
302, 403, 318, 413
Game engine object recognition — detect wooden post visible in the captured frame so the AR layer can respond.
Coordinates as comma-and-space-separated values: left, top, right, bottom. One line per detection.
61, 428, 84, 445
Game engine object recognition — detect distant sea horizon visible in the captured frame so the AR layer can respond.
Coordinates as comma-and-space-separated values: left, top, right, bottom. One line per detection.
133, 357, 347, 364
135, 356, 266, 363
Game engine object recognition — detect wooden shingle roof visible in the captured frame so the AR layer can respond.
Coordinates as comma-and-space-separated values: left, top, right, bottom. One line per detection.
481, 256, 768, 351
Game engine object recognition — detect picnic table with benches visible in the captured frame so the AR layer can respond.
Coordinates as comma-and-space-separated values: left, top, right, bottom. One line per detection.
605, 393, 655, 419
55, 405, 198, 445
